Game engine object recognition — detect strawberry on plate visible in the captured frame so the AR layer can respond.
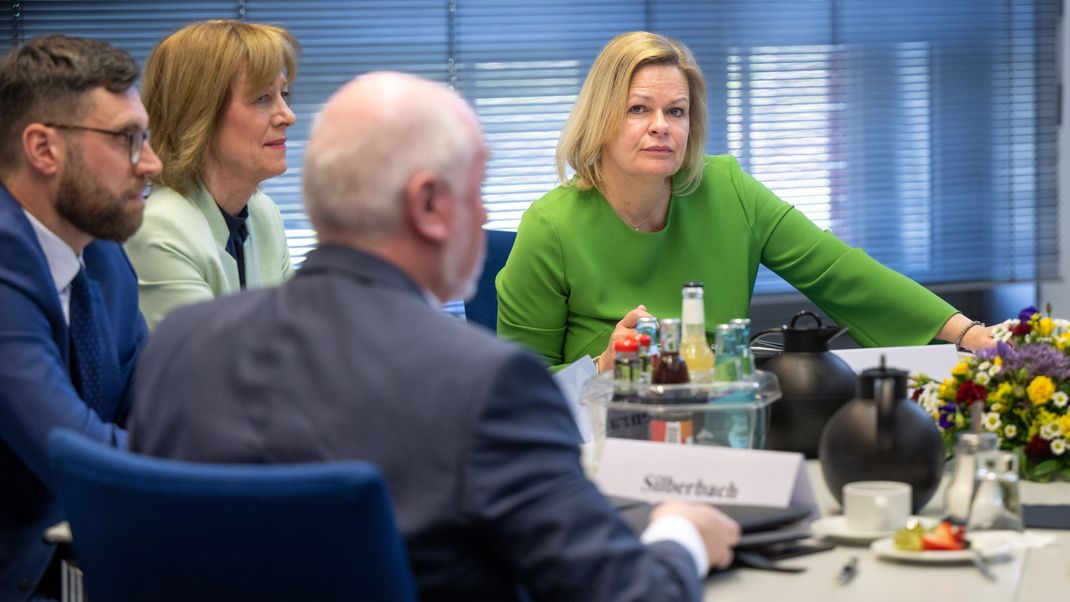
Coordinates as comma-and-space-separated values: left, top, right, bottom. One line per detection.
920, 521, 965, 551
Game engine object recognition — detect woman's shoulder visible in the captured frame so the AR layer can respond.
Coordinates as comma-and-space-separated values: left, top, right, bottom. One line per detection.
140, 185, 212, 228
525, 183, 600, 224
699, 154, 745, 180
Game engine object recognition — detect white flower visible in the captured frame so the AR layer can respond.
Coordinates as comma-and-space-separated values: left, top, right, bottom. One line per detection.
918, 383, 943, 414
975, 372, 991, 386
1040, 422, 1062, 440
983, 412, 1002, 432
1053, 391, 1068, 409
978, 361, 991, 372
1052, 439, 1066, 456
992, 321, 1017, 343
988, 364, 1002, 376
1004, 424, 1018, 438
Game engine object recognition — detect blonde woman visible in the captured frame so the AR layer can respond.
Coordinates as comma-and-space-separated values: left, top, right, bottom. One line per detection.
497, 31, 996, 372
125, 20, 297, 329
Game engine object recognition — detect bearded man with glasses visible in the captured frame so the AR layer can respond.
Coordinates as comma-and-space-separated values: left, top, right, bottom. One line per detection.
0, 34, 160, 601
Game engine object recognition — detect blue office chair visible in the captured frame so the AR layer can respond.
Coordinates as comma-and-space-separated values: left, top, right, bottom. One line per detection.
48, 429, 418, 602
464, 229, 516, 330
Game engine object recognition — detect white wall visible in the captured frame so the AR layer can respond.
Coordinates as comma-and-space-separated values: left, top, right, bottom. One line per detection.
1040, 2, 1070, 310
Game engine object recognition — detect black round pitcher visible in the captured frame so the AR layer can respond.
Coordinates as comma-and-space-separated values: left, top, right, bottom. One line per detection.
751, 311, 857, 457
818, 359, 945, 512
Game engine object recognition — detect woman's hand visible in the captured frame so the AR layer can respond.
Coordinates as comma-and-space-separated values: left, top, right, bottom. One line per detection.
961, 324, 997, 353
595, 305, 653, 372
938, 313, 997, 353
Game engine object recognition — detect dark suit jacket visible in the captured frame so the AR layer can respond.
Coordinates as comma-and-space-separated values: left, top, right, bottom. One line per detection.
0, 183, 147, 600
130, 245, 701, 601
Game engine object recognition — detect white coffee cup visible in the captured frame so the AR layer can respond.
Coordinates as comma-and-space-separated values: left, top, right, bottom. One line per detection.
843, 481, 912, 533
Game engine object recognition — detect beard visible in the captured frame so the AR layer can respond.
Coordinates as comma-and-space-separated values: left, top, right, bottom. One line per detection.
55, 153, 145, 243
442, 233, 485, 303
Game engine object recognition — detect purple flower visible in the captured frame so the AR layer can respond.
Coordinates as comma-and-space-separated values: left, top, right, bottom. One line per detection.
938, 403, 958, 429
1018, 306, 1039, 322
998, 343, 1070, 381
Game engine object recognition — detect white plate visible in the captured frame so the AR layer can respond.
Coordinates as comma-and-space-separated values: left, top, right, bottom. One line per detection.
870, 531, 1016, 564
811, 516, 935, 544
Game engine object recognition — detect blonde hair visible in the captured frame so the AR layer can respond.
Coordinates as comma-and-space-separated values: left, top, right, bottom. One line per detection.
142, 20, 298, 193
557, 31, 707, 195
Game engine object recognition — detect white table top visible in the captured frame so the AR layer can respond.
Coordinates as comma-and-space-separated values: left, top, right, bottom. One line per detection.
704, 461, 1070, 601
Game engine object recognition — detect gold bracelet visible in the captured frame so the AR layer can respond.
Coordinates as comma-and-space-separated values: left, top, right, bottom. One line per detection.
954, 320, 984, 351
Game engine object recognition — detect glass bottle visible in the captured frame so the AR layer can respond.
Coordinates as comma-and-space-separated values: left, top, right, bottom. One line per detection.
680, 282, 714, 382
607, 336, 647, 440
650, 319, 693, 443
653, 319, 689, 384
635, 316, 660, 380
729, 318, 755, 380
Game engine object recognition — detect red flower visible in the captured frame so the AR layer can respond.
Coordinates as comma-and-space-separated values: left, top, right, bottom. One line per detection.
1024, 435, 1053, 461
912, 388, 922, 401
1010, 322, 1032, 336
955, 381, 987, 406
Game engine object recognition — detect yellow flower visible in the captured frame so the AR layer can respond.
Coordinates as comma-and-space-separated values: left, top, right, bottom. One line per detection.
1037, 317, 1055, 336
1028, 376, 1055, 405
939, 379, 956, 400
994, 357, 1003, 366
951, 362, 970, 377
1058, 332, 1070, 352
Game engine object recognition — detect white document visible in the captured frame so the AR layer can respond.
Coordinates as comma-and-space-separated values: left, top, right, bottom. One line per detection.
594, 439, 818, 517
552, 356, 597, 443
832, 344, 959, 380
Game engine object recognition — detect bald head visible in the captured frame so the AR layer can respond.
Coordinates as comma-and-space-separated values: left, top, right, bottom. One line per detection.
303, 72, 483, 243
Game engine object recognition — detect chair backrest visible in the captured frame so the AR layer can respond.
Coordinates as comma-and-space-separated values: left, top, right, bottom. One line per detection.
464, 229, 517, 330
48, 429, 418, 602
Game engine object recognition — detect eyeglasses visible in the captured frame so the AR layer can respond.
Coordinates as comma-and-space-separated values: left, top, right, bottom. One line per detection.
43, 123, 151, 165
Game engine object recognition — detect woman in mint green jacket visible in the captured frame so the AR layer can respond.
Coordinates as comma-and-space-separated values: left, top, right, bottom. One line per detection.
125, 20, 297, 329
496, 32, 996, 372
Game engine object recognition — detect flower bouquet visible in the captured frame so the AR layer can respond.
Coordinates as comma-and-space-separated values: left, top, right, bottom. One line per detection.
912, 305, 1070, 482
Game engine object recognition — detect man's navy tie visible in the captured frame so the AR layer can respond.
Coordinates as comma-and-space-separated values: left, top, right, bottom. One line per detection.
69, 268, 109, 415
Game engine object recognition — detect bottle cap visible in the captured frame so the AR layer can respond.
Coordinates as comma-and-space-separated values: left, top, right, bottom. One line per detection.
614, 336, 639, 353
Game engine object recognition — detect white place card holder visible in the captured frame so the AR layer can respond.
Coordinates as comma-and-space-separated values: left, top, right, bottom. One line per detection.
831, 344, 959, 380
594, 439, 819, 517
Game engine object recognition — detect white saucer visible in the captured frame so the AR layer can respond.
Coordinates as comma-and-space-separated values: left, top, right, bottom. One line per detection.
870, 531, 1017, 564
811, 516, 936, 545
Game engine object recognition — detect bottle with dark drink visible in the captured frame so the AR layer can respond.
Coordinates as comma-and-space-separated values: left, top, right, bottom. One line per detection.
653, 318, 689, 384
649, 318, 693, 443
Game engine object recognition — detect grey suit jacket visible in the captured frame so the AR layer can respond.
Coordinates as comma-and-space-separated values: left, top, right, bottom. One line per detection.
129, 244, 700, 601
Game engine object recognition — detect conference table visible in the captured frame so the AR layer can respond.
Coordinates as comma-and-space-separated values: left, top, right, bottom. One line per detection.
703, 461, 1070, 601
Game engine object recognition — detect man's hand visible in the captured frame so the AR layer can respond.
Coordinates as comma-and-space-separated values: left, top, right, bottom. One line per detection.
651, 501, 742, 570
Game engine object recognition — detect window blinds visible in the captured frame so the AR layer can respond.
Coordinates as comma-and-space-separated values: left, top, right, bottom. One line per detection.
1, 0, 1058, 293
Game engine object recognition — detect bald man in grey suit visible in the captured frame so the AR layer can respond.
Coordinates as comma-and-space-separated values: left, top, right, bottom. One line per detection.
129, 72, 739, 602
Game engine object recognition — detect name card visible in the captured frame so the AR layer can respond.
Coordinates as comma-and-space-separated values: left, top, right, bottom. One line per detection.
594, 439, 818, 516
832, 344, 959, 380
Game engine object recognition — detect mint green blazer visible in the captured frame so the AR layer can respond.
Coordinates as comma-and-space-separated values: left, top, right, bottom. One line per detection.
124, 180, 294, 330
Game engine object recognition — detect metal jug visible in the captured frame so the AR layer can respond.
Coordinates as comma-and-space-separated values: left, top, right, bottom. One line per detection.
751, 310, 856, 457
818, 359, 945, 512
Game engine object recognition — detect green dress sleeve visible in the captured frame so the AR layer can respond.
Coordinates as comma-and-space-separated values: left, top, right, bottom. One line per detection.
730, 160, 958, 346
496, 200, 572, 370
